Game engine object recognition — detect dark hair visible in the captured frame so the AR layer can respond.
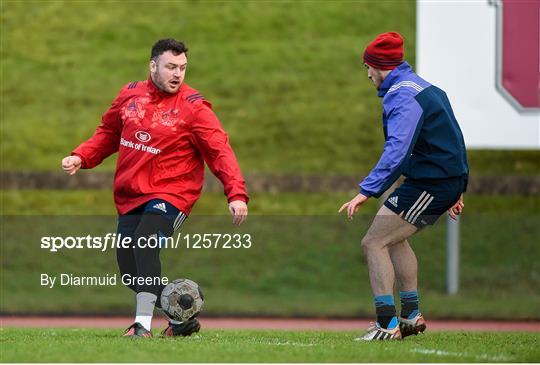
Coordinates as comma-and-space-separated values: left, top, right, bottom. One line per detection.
150, 38, 188, 61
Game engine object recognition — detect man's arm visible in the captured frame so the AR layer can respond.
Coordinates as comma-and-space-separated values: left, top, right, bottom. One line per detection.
340, 93, 423, 218
190, 102, 249, 225
62, 88, 126, 174
359, 93, 424, 198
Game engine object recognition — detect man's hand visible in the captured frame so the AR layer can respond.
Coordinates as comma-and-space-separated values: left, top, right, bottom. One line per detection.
228, 200, 248, 226
339, 193, 369, 219
62, 155, 82, 176
447, 194, 464, 220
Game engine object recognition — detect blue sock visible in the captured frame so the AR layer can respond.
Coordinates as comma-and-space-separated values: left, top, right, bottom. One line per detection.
400, 290, 419, 319
374, 295, 397, 329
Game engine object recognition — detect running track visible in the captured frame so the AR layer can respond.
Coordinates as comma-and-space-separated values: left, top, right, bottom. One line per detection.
1, 316, 538, 332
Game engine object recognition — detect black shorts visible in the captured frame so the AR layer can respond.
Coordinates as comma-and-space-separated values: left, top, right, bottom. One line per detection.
383, 177, 465, 228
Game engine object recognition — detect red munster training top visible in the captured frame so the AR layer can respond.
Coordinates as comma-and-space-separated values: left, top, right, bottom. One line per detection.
72, 77, 249, 215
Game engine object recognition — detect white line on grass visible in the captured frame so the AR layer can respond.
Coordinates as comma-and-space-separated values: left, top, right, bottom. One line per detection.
411, 347, 512, 362
267, 341, 316, 347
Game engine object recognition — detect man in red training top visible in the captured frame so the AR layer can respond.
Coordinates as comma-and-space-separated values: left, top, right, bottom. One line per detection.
61, 39, 249, 338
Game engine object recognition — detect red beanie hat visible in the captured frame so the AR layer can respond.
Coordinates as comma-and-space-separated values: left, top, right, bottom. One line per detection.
363, 32, 404, 70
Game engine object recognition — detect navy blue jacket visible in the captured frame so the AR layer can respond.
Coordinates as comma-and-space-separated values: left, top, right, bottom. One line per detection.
359, 62, 469, 198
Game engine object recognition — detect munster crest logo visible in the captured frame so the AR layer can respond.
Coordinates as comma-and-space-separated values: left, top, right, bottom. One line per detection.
152, 108, 180, 127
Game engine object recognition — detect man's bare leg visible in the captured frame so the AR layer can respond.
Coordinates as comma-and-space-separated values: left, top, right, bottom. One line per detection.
389, 240, 417, 292
361, 205, 417, 329
362, 206, 418, 295
389, 239, 422, 327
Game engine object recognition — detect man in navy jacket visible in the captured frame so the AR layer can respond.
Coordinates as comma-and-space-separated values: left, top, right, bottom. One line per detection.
339, 32, 468, 341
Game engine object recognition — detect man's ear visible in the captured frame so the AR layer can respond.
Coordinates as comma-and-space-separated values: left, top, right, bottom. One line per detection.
149, 59, 157, 73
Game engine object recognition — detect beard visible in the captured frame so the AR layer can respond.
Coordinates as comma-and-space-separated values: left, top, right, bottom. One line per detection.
151, 72, 181, 94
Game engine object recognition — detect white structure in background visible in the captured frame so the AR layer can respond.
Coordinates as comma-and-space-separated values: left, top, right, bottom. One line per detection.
417, 0, 540, 294
417, 0, 539, 150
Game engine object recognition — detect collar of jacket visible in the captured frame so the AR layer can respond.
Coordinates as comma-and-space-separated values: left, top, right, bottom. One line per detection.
377, 61, 413, 98
146, 74, 183, 99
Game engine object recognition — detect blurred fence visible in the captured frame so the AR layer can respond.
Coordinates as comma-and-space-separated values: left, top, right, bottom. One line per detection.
1, 171, 539, 195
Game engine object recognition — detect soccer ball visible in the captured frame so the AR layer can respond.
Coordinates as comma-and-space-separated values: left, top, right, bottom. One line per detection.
160, 278, 204, 322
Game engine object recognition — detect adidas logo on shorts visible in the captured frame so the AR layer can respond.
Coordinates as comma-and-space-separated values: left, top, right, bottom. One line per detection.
152, 202, 167, 213
388, 196, 399, 207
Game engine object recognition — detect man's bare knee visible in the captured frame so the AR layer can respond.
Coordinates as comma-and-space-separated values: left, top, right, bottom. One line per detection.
363, 206, 418, 249
361, 234, 389, 253
360, 235, 371, 253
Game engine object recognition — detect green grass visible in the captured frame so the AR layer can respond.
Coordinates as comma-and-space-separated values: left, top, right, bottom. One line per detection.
1, 191, 539, 319
1, 328, 539, 362
1, 1, 539, 174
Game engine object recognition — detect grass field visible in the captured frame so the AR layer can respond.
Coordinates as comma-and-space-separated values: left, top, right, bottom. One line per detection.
1, 328, 538, 362
1, 1, 538, 174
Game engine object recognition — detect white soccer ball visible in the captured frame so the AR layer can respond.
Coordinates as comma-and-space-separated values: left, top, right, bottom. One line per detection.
160, 278, 204, 322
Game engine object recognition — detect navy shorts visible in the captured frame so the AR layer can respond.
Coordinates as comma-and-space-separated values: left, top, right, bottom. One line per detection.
118, 199, 187, 239
383, 177, 465, 228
